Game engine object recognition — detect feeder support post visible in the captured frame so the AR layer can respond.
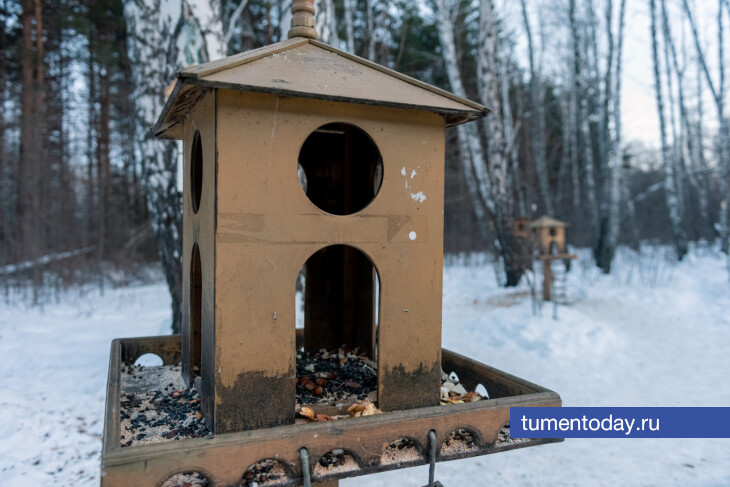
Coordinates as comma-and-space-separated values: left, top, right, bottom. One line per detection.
288, 0, 318, 40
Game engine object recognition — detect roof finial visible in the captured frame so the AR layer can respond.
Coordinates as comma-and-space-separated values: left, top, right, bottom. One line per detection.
288, 0, 318, 40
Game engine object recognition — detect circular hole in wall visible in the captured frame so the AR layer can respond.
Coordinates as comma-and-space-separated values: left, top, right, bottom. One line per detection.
298, 123, 383, 215
191, 130, 203, 214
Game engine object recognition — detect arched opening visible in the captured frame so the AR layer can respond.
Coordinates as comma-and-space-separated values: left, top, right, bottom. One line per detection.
313, 449, 360, 476
440, 427, 480, 455
190, 130, 203, 213
297, 245, 379, 358
160, 471, 210, 487
190, 243, 202, 378
134, 353, 163, 367
295, 245, 380, 409
298, 122, 383, 215
241, 459, 291, 485
381, 437, 423, 465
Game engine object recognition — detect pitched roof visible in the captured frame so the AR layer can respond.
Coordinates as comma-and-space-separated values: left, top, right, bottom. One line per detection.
528, 216, 568, 229
153, 38, 488, 139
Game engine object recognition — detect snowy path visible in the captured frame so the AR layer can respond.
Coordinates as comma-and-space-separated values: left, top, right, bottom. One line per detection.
1, 248, 729, 486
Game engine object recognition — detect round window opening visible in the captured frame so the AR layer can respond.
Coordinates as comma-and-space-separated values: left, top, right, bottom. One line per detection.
298, 123, 383, 215
191, 130, 203, 214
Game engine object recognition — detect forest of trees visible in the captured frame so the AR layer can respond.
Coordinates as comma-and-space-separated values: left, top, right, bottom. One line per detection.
0, 0, 728, 328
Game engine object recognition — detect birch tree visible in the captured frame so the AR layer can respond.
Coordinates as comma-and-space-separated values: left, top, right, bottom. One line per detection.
603, 0, 627, 272
434, 0, 492, 243
682, 0, 728, 251
315, 0, 339, 45
125, 0, 226, 332
650, 0, 688, 259
520, 0, 553, 216
569, 0, 600, 250
479, 0, 520, 285
343, 0, 355, 53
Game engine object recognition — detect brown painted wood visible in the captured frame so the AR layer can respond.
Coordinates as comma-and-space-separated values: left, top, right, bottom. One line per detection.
204, 92, 445, 433
102, 335, 562, 487
543, 259, 553, 302
118, 336, 182, 366
181, 91, 218, 422
154, 39, 486, 138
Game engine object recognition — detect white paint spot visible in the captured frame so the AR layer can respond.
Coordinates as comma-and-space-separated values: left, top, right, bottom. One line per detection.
409, 231, 417, 240
410, 191, 427, 203
401, 166, 406, 176
410, 170, 417, 179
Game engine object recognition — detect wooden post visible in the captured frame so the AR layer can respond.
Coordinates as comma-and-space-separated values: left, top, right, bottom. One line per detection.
543, 258, 553, 301
288, 0, 318, 40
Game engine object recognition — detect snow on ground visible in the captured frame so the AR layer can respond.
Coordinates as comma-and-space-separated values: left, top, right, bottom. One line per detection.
0, 283, 173, 486
1, 245, 730, 486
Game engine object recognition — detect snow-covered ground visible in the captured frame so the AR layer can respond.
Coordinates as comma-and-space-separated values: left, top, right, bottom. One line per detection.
1, 245, 729, 486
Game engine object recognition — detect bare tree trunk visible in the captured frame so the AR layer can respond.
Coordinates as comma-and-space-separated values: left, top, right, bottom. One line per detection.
366, 0, 374, 60
717, 0, 728, 252
343, 0, 355, 53
695, 49, 712, 236
660, 3, 685, 221
97, 47, 110, 267
480, 0, 519, 285
661, 0, 711, 237
86, 33, 96, 253
569, 83, 581, 211
278, 0, 292, 42
435, 0, 492, 243
125, 0, 226, 333
682, 0, 729, 251
570, 0, 599, 249
0, 0, 6, 263
650, 0, 688, 259
603, 0, 627, 273
315, 0, 338, 45
501, 62, 526, 217
19, 0, 44, 275
594, 0, 615, 271
520, 0, 552, 216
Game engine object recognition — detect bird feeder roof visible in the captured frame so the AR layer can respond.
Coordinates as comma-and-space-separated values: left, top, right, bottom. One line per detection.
153, 38, 488, 139
528, 216, 569, 229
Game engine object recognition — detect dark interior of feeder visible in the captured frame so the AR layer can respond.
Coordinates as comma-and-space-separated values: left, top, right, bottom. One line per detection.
298, 122, 382, 216
191, 129, 203, 214
190, 243, 202, 378
295, 244, 380, 406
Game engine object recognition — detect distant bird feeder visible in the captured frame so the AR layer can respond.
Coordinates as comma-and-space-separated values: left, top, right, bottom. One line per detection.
528, 216, 577, 301
101, 2, 562, 485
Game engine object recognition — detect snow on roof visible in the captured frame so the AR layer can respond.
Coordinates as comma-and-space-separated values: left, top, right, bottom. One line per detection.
154, 38, 487, 139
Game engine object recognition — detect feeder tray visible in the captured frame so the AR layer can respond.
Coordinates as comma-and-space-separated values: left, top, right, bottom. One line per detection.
101, 334, 562, 486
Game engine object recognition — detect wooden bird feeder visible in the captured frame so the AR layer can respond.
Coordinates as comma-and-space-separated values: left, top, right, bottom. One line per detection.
101, 3, 561, 485
528, 216, 576, 301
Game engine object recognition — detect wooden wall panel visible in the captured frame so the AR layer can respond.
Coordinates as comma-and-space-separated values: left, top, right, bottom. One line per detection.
212, 90, 445, 432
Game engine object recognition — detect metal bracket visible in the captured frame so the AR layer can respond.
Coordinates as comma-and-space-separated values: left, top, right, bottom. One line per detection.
300, 447, 312, 487
421, 430, 444, 487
